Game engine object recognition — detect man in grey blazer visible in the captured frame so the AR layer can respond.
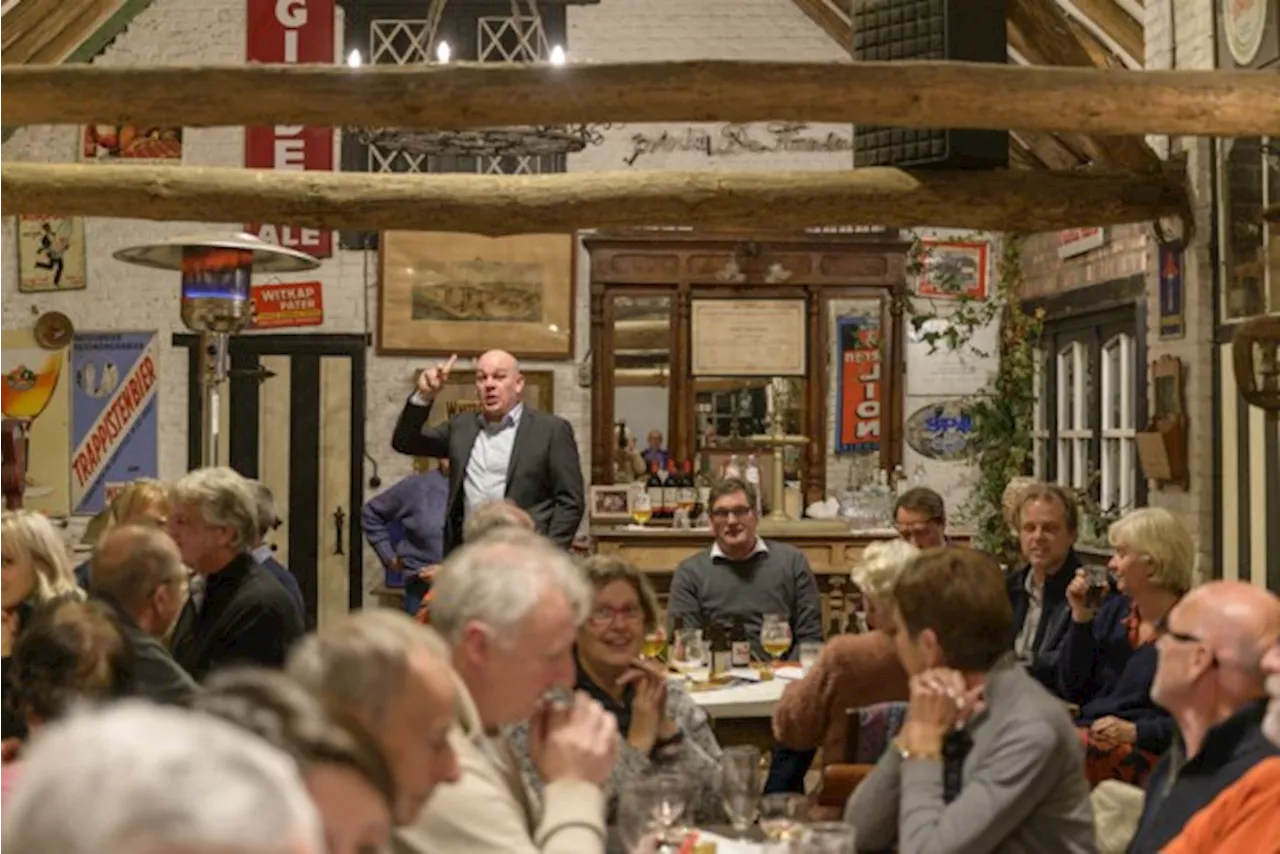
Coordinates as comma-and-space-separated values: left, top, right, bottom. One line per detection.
391, 349, 585, 555
845, 548, 1095, 854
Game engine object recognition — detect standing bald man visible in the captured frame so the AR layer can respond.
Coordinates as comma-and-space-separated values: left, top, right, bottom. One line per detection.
392, 349, 585, 555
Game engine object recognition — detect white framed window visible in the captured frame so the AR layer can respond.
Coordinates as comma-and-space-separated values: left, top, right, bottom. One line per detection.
1032, 348, 1049, 480
1035, 307, 1145, 514
1100, 334, 1137, 513
1056, 342, 1091, 491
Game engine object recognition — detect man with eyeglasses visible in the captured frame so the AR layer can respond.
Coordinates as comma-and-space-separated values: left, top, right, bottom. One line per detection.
667, 477, 824, 795
893, 487, 949, 550
1127, 581, 1280, 853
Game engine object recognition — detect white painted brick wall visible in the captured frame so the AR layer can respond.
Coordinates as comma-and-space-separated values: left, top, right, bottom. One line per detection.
2, 0, 863, 598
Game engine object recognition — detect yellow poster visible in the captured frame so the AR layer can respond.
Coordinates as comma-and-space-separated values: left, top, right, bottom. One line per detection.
18, 216, 87, 292
1, 330, 72, 516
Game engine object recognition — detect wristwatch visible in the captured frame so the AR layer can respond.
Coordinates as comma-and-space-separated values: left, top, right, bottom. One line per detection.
893, 736, 942, 762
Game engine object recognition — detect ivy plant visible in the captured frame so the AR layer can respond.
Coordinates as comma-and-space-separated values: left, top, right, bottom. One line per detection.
905, 233, 1045, 565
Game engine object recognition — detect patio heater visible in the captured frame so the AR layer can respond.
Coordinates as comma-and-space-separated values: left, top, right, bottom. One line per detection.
113, 232, 320, 466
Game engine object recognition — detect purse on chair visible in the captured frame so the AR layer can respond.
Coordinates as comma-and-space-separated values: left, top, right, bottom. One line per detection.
815, 702, 909, 809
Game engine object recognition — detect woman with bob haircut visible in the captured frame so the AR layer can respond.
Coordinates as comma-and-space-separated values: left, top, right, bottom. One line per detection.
1058, 506, 1196, 786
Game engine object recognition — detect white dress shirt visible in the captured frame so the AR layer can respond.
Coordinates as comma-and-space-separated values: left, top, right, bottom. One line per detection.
463, 404, 523, 517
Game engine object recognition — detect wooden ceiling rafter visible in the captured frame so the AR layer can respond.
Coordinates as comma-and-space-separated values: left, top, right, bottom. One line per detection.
0, 161, 1189, 235
789, 0, 851, 50
1056, 0, 1145, 67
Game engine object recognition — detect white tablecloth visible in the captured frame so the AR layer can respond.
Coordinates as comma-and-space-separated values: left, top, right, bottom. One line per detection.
679, 667, 798, 719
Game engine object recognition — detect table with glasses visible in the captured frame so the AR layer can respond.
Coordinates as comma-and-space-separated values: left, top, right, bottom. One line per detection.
615, 745, 858, 853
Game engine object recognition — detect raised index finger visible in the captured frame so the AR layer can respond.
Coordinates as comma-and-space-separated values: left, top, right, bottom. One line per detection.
441, 354, 458, 376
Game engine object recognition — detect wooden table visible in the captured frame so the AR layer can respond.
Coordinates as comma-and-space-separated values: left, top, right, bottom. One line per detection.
678, 668, 796, 751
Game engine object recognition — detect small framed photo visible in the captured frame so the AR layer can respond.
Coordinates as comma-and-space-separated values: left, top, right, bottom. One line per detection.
589, 485, 633, 523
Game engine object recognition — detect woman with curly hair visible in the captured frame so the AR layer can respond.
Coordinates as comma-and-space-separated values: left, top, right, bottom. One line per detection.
2, 510, 83, 739
192, 668, 397, 854
2, 599, 137, 797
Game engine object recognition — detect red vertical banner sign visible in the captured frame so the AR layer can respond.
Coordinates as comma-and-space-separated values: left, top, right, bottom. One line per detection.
836, 314, 883, 454
245, 0, 335, 257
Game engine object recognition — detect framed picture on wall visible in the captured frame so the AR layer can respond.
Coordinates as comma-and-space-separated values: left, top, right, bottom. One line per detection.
422, 370, 557, 430
17, 216, 87, 292
589, 484, 633, 523
916, 240, 989, 300
379, 231, 576, 360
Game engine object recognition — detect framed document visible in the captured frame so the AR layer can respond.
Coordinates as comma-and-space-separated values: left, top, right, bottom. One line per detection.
690, 299, 807, 376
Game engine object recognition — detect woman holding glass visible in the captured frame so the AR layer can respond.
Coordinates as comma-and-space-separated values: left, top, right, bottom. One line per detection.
1057, 506, 1192, 787
510, 555, 725, 824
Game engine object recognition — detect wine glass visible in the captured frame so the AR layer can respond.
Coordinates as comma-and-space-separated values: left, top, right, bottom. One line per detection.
631, 491, 653, 527
794, 822, 857, 853
761, 613, 793, 664
645, 774, 691, 842
641, 627, 667, 662
759, 792, 808, 842
718, 745, 762, 836
616, 781, 664, 854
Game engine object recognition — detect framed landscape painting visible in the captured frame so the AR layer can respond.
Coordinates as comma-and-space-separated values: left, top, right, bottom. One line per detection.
379, 231, 575, 360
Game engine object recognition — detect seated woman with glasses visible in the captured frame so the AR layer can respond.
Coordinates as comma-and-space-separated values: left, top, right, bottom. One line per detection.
509, 555, 724, 822
1057, 507, 1193, 787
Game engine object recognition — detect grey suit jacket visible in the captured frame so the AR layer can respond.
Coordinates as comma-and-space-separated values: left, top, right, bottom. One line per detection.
845, 657, 1096, 854
390, 398, 585, 554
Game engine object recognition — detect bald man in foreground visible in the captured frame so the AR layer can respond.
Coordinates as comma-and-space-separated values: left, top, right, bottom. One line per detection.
391, 349, 584, 555
1128, 581, 1280, 853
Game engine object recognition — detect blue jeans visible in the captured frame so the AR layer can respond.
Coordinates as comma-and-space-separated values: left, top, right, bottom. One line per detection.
403, 573, 431, 616
763, 745, 816, 794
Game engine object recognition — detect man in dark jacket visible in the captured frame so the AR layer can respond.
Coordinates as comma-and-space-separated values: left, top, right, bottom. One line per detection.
89, 524, 198, 704
247, 479, 305, 622
167, 467, 303, 682
1007, 483, 1082, 692
391, 350, 585, 555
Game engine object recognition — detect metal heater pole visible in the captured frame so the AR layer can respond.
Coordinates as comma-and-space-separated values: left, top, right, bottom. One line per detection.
198, 331, 231, 467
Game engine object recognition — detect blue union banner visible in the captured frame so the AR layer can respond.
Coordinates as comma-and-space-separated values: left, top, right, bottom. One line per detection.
70, 331, 160, 514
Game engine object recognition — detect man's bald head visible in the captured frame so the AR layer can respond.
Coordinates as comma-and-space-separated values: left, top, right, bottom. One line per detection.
475, 349, 525, 422
1182, 581, 1280, 672
1154, 581, 1280, 714
463, 498, 535, 544
91, 524, 186, 615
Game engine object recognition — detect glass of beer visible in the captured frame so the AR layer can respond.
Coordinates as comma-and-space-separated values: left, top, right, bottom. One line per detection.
760, 614, 792, 663
631, 491, 653, 527
642, 628, 667, 661
1085, 565, 1110, 609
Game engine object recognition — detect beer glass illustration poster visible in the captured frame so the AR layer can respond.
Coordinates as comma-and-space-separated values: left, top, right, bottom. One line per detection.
1, 330, 72, 515
70, 332, 160, 515
17, 216, 87, 293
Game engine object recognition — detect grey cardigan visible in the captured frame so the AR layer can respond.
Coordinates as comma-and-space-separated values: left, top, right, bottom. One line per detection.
844, 657, 1096, 854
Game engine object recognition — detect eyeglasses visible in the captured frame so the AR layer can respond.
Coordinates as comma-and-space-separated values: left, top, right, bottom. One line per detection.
895, 522, 941, 538
588, 605, 645, 626
709, 506, 753, 521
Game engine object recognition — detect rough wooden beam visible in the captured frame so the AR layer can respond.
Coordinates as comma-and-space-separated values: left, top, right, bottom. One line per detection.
1008, 0, 1161, 171
1011, 130, 1084, 170
0, 162, 1187, 234
1009, 137, 1046, 170
789, 0, 851, 51
2, 61, 1278, 138
1066, 16, 1120, 68
1062, 0, 1145, 65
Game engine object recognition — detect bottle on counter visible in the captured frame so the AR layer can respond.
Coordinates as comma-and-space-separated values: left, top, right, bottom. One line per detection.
662, 460, 679, 519
646, 461, 664, 519
709, 622, 731, 678
730, 616, 751, 668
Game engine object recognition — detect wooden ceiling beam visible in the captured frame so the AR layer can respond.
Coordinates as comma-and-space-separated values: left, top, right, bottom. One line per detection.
1065, 15, 1120, 68
1007, 0, 1161, 171
1059, 0, 1145, 66
0, 162, 1188, 235
1010, 130, 1083, 171
3, 62, 1277, 138
789, 0, 851, 52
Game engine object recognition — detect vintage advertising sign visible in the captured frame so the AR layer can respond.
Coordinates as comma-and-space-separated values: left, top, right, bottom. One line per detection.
1158, 242, 1186, 339
836, 314, 883, 454
905, 399, 975, 461
916, 240, 989, 300
1, 329, 72, 516
245, 0, 335, 257
250, 281, 325, 329
18, 216, 87, 292
1057, 227, 1107, 259
70, 332, 160, 514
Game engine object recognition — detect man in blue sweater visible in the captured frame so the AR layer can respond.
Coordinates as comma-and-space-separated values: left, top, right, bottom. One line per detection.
667, 477, 823, 795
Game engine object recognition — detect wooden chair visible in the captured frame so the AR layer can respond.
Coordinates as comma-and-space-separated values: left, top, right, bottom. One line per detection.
813, 701, 908, 816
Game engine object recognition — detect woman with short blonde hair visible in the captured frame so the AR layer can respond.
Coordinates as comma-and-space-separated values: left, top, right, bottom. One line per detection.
773, 539, 920, 775
2, 509, 84, 739
1058, 506, 1195, 787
